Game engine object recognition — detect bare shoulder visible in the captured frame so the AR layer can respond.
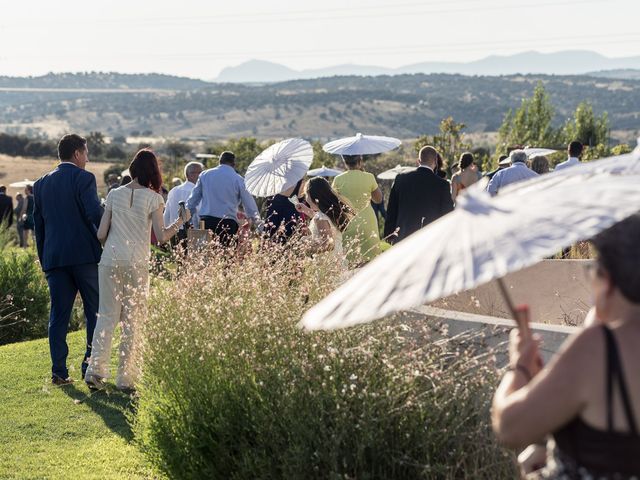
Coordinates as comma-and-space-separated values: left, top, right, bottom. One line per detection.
554, 325, 605, 367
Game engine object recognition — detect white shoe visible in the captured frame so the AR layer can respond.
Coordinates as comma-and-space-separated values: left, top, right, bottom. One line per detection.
84, 374, 107, 391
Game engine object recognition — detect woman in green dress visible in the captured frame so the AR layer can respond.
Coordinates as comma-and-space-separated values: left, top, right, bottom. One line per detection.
332, 155, 383, 266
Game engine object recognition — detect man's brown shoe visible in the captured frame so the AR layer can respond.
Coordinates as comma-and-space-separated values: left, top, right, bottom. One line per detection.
52, 375, 74, 386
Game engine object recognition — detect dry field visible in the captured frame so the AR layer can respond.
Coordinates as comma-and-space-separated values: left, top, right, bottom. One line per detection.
0, 154, 114, 198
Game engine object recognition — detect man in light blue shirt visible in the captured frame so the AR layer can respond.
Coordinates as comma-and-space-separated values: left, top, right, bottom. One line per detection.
486, 150, 538, 196
554, 141, 583, 172
187, 151, 261, 246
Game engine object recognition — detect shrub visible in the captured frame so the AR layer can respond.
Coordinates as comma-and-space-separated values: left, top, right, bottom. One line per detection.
0, 248, 49, 344
135, 240, 514, 479
0, 248, 87, 345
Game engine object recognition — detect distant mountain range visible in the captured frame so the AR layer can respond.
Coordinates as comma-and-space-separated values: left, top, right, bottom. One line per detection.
216, 51, 640, 83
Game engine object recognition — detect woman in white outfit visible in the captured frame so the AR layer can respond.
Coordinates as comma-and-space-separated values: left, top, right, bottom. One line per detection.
85, 149, 190, 391
294, 177, 353, 265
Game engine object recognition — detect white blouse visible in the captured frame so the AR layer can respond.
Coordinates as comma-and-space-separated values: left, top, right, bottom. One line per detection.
100, 186, 164, 267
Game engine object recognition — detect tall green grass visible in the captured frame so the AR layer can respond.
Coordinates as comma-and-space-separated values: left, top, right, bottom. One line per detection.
134, 239, 514, 479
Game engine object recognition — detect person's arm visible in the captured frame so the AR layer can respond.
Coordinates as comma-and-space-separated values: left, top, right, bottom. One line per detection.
371, 187, 383, 204
451, 176, 459, 201
492, 327, 597, 449
187, 176, 203, 219
487, 172, 500, 196
33, 186, 45, 266
440, 182, 455, 215
238, 177, 260, 224
96, 208, 111, 245
311, 218, 334, 252
77, 172, 104, 230
383, 180, 399, 241
6, 198, 13, 227
163, 188, 174, 226
151, 206, 191, 244
369, 174, 383, 204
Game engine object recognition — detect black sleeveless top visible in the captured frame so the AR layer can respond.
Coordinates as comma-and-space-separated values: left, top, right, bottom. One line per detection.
552, 325, 640, 477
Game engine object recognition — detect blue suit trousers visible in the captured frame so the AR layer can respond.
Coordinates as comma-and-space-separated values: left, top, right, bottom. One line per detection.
45, 263, 99, 379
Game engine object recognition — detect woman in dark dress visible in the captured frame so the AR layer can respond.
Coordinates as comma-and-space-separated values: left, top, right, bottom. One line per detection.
492, 214, 640, 479
263, 179, 304, 243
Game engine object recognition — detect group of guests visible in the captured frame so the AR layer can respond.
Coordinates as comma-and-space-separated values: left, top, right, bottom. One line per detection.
0, 184, 35, 247
30, 133, 459, 391
29, 131, 639, 478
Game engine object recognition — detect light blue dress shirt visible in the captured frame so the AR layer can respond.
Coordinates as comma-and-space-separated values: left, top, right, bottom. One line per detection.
187, 164, 260, 223
486, 162, 539, 196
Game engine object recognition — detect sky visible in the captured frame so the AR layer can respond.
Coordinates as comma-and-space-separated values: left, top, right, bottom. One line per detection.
0, 0, 638, 79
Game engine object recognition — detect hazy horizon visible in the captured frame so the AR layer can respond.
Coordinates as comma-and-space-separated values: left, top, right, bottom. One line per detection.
1, 0, 639, 80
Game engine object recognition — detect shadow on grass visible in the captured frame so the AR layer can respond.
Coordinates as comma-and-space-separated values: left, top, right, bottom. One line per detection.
62, 384, 137, 442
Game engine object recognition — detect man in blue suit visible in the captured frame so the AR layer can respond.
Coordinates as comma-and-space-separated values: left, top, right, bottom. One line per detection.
34, 134, 103, 385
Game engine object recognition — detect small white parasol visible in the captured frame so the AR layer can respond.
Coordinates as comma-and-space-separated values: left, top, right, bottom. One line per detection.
377, 165, 417, 180
9, 179, 34, 188
245, 138, 313, 197
301, 148, 640, 331
307, 166, 344, 178
323, 133, 401, 156
523, 148, 558, 158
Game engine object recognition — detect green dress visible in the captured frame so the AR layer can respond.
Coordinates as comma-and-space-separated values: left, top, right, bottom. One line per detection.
332, 170, 381, 265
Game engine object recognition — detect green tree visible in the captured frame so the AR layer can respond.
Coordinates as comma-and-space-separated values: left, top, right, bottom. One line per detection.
563, 102, 610, 160
87, 131, 105, 158
165, 141, 192, 159
205, 137, 270, 175
311, 141, 338, 170
497, 82, 561, 153
415, 116, 471, 174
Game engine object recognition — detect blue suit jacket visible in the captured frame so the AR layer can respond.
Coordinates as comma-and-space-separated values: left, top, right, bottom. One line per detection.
33, 163, 104, 272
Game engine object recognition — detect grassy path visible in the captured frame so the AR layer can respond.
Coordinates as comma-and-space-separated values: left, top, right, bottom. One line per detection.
0, 331, 160, 479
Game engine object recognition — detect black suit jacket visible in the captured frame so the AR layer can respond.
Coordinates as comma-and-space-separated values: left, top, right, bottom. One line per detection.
0, 193, 13, 227
384, 167, 454, 243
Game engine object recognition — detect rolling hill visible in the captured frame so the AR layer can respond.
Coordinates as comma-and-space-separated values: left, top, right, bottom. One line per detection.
0, 72, 639, 142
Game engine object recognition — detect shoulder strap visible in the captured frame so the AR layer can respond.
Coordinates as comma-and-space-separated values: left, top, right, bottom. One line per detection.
603, 325, 639, 435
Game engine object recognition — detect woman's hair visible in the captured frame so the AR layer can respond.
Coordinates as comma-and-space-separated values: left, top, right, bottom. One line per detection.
459, 152, 474, 170
343, 155, 363, 168
529, 155, 550, 175
129, 149, 162, 192
305, 177, 354, 232
592, 214, 640, 303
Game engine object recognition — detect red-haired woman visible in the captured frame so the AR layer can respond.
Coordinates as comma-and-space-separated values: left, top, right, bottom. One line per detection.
85, 149, 190, 391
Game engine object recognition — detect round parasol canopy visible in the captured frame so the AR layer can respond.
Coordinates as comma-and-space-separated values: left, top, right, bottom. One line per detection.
245, 138, 313, 197
307, 166, 344, 178
301, 148, 640, 330
377, 165, 417, 180
9, 179, 35, 188
523, 148, 558, 158
323, 133, 401, 156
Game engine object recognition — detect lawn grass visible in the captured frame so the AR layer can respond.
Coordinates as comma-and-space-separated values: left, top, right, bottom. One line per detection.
0, 330, 160, 479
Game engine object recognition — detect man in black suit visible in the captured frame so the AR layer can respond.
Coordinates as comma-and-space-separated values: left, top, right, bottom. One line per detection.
0, 185, 13, 227
384, 146, 454, 244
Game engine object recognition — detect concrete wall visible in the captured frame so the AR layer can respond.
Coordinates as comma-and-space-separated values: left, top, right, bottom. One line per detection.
405, 305, 578, 366
431, 260, 591, 326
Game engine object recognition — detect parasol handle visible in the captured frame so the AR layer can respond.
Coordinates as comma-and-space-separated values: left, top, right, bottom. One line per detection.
497, 277, 531, 337
496, 277, 518, 319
